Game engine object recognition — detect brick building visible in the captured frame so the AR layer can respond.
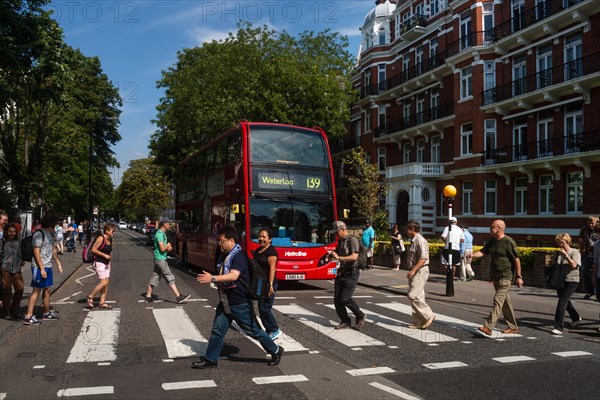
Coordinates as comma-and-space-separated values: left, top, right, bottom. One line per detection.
332, 0, 600, 244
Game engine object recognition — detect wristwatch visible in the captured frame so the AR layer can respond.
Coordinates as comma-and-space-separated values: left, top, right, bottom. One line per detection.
516, 275, 523, 279
211, 276, 216, 284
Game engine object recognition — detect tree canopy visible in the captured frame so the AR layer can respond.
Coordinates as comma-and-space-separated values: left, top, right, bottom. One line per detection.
150, 23, 356, 181
0, 0, 121, 217
115, 158, 171, 221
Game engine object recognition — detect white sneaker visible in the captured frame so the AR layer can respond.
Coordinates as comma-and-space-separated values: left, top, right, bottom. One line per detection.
269, 329, 282, 340
551, 328, 563, 335
571, 318, 583, 327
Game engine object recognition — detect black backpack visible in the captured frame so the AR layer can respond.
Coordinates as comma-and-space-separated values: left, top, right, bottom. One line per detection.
21, 230, 45, 262
241, 252, 270, 300
353, 235, 369, 270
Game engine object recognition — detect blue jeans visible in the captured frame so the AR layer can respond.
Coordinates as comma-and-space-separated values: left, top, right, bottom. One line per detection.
554, 281, 580, 331
204, 301, 278, 363
580, 256, 595, 294
258, 283, 279, 334
334, 269, 364, 323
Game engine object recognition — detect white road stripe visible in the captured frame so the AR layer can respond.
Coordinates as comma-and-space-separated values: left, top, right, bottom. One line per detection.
58, 291, 82, 302
75, 271, 96, 285
153, 308, 208, 359
162, 380, 217, 390
325, 305, 458, 343
376, 303, 522, 338
369, 382, 422, 400
231, 317, 309, 353
67, 310, 120, 363
423, 361, 468, 369
552, 351, 593, 357
57, 386, 114, 397
347, 367, 395, 376
273, 305, 385, 347
276, 296, 296, 300
492, 356, 535, 363
33, 365, 45, 369
0, 393, 5, 400
253, 375, 309, 385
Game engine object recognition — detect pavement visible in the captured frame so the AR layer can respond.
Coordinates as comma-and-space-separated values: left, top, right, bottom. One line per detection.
2, 248, 599, 346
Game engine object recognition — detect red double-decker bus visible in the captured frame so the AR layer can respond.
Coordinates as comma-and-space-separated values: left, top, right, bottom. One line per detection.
175, 121, 339, 280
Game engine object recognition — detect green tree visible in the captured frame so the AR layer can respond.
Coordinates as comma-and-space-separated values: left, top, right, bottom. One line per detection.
342, 148, 390, 224
0, 1, 121, 216
150, 23, 356, 180
116, 158, 171, 221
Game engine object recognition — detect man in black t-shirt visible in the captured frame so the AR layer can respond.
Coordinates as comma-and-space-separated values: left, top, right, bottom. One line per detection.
193, 226, 283, 369
330, 221, 366, 330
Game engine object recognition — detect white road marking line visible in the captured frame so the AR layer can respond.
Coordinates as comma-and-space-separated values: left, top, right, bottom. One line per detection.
54, 301, 75, 305
75, 272, 96, 285
0, 393, 5, 400
326, 305, 458, 344
423, 361, 468, 369
57, 386, 114, 397
58, 291, 82, 302
153, 308, 208, 359
230, 319, 309, 353
276, 296, 296, 300
67, 309, 121, 363
33, 365, 45, 369
369, 382, 422, 400
376, 302, 522, 338
162, 380, 217, 390
162, 359, 174, 362
353, 295, 374, 298
313, 296, 333, 299
347, 367, 395, 376
185, 298, 208, 302
274, 305, 385, 347
552, 351, 593, 357
97, 362, 110, 366
492, 356, 535, 363
253, 375, 309, 385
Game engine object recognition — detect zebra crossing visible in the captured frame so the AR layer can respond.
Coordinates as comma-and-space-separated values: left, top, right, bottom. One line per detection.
62, 296, 560, 366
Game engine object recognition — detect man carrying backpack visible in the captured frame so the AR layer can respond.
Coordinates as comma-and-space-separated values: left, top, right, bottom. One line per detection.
23, 212, 63, 325
330, 221, 366, 330
193, 226, 283, 369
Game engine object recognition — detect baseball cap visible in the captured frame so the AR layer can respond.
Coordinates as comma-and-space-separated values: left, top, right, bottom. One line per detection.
160, 218, 173, 225
450, 217, 457, 223
331, 221, 347, 233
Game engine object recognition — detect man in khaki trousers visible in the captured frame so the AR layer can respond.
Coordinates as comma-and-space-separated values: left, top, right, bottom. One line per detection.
405, 221, 436, 329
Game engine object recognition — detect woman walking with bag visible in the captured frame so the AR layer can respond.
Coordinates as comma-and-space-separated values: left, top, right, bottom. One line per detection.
391, 224, 404, 271
551, 233, 583, 335
87, 223, 115, 309
255, 228, 282, 340
1, 224, 25, 319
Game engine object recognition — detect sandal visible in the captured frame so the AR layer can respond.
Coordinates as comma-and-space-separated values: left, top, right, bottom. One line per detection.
87, 296, 95, 309
99, 303, 113, 309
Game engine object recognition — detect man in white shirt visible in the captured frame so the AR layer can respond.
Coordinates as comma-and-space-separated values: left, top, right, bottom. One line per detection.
441, 217, 464, 280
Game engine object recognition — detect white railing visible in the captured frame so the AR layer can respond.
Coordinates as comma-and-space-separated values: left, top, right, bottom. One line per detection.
386, 163, 444, 178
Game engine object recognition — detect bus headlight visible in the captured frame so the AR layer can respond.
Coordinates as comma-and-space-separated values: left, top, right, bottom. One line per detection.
318, 254, 331, 267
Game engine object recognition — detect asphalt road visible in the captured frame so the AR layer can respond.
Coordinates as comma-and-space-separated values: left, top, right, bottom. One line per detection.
0, 230, 598, 400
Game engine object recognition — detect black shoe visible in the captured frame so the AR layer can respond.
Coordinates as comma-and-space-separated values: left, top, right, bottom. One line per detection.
177, 294, 191, 304
191, 358, 218, 369
335, 321, 351, 330
267, 346, 284, 366
144, 296, 154, 302
583, 293, 593, 300
355, 314, 366, 330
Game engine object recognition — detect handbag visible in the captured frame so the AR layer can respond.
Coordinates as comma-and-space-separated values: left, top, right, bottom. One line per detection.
546, 262, 564, 290
393, 244, 402, 254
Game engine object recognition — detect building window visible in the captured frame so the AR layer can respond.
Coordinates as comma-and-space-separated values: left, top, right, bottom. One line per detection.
431, 135, 440, 163
462, 181, 473, 214
565, 104, 583, 153
378, 28, 386, 45
354, 119, 361, 146
460, 65, 473, 99
417, 139, 425, 162
402, 55, 410, 81
484, 119, 496, 164
537, 119, 553, 157
482, 2, 494, 42
422, 187, 430, 202
378, 64, 386, 91
378, 105, 386, 133
461, 122, 473, 155
539, 175, 554, 214
403, 142, 411, 164
513, 54, 527, 96
378, 147, 386, 172
429, 0, 439, 16
566, 171, 583, 213
365, 152, 371, 165
515, 177, 527, 214
485, 179, 497, 214
430, 38, 438, 59
365, 111, 371, 132
459, 10, 472, 50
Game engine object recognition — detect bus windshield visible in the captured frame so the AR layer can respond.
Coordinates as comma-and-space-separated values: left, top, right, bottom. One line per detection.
249, 125, 328, 167
249, 198, 333, 247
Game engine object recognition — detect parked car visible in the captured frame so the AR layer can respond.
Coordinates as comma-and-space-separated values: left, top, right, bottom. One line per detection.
118, 221, 127, 229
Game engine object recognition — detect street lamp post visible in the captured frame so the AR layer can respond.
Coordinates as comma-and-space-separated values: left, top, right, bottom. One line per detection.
443, 184, 457, 297
87, 128, 93, 245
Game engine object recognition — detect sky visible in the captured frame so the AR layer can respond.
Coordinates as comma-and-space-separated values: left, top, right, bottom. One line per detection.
48, 0, 375, 185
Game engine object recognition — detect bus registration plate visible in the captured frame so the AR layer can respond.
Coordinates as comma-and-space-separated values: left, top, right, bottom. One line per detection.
285, 274, 305, 280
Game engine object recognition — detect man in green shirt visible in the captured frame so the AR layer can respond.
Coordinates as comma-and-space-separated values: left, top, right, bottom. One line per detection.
144, 218, 190, 303
472, 219, 523, 336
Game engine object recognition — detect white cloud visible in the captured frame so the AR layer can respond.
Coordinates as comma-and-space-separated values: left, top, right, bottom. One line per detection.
187, 25, 234, 46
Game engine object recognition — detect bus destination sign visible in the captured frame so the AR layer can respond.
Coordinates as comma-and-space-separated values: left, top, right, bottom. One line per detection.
254, 169, 328, 193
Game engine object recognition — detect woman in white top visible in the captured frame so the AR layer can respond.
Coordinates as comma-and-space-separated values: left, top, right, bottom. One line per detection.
551, 233, 582, 334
